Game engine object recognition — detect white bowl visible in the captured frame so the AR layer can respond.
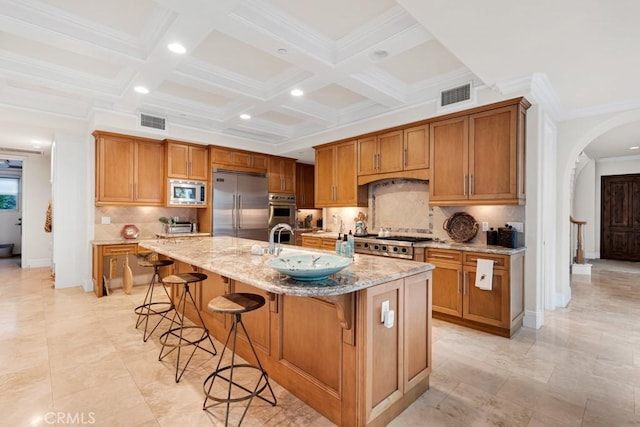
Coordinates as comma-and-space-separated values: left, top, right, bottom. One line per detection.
265, 254, 352, 281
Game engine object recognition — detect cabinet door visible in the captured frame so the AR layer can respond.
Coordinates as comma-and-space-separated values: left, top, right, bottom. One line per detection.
469, 105, 517, 201
403, 125, 429, 170
357, 136, 377, 176
463, 267, 510, 328
167, 143, 189, 178
296, 163, 315, 208
429, 117, 468, 202
268, 157, 282, 192
250, 154, 269, 172
334, 141, 358, 204
135, 140, 165, 204
301, 236, 321, 248
377, 130, 403, 173
189, 145, 209, 181
97, 135, 134, 203
403, 272, 431, 390
315, 146, 336, 206
429, 261, 463, 317
282, 158, 296, 193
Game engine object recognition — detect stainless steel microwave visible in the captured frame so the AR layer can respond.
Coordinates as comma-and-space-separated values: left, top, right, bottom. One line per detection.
168, 179, 206, 206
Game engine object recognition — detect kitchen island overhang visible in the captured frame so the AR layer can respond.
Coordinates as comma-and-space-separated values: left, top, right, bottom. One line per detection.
138, 236, 434, 427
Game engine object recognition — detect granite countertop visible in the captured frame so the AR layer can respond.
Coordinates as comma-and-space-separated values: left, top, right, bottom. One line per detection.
92, 232, 211, 246
299, 232, 525, 255
137, 236, 433, 297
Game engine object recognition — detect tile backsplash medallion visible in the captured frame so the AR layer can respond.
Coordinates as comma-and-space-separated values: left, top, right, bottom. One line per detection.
324, 179, 524, 244
94, 206, 197, 240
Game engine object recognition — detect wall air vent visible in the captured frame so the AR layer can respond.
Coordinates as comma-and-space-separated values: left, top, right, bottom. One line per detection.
0, 146, 43, 155
438, 82, 475, 111
139, 113, 167, 132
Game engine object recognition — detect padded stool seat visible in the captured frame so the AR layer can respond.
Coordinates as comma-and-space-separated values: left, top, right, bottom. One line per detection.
159, 272, 217, 382
134, 259, 176, 342
203, 293, 276, 425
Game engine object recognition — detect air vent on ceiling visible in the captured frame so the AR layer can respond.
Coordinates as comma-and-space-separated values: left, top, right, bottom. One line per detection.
439, 82, 473, 108
0, 146, 43, 155
139, 113, 167, 132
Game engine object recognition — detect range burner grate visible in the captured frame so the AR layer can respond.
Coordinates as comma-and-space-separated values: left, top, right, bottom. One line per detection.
377, 236, 433, 243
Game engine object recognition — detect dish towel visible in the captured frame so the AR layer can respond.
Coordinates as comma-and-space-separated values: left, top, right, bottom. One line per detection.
475, 259, 494, 290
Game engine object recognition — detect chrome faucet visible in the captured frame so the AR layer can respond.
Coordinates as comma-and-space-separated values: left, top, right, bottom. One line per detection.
269, 223, 294, 256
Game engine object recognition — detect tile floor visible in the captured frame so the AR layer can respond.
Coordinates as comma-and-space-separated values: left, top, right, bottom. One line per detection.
1, 256, 639, 426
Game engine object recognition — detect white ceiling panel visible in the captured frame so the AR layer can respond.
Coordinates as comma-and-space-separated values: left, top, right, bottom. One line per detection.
0, 0, 637, 160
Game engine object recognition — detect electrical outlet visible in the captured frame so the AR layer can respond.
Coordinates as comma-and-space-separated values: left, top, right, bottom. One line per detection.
381, 300, 389, 323
101, 216, 110, 225
507, 222, 524, 232
482, 222, 489, 231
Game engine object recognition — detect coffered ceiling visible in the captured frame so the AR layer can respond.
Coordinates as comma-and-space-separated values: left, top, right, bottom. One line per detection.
0, 0, 639, 161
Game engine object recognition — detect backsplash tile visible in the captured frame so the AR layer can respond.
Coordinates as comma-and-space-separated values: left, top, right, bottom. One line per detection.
94, 206, 197, 240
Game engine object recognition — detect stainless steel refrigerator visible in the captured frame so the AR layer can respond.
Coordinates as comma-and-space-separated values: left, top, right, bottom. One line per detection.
212, 169, 269, 241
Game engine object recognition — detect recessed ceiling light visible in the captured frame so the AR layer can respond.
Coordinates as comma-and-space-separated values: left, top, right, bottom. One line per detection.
628, 146, 640, 150
240, 113, 251, 120
168, 43, 186, 54
134, 86, 149, 94
290, 89, 304, 97
277, 48, 287, 55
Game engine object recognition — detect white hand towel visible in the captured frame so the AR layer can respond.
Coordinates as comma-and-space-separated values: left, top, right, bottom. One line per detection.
475, 259, 494, 290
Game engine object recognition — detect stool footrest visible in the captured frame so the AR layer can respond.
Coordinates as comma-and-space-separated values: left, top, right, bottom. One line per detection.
203, 364, 274, 405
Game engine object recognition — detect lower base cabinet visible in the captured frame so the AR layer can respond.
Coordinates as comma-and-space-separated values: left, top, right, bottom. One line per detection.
301, 235, 338, 251
427, 249, 524, 337
163, 256, 431, 427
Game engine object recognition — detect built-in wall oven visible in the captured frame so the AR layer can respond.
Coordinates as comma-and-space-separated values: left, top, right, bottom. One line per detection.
268, 193, 296, 244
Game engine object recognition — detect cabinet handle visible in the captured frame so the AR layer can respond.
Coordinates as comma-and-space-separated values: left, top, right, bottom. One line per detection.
107, 249, 132, 255
470, 174, 474, 195
403, 148, 407, 167
463, 274, 468, 295
431, 253, 455, 259
463, 175, 468, 195
457, 270, 461, 294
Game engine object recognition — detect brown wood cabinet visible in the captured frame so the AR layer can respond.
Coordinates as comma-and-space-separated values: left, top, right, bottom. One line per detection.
426, 248, 524, 337
94, 131, 165, 206
315, 140, 368, 207
296, 163, 315, 208
211, 146, 268, 173
166, 141, 209, 181
429, 99, 529, 205
357, 127, 429, 185
301, 235, 337, 250
268, 156, 296, 194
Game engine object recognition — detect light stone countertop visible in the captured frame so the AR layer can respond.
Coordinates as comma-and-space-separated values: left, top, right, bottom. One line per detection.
137, 236, 434, 297
299, 232, 525, 255
91, 233, 211, 246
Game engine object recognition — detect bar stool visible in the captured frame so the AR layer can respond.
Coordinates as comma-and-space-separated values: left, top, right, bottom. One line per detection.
158, 272, 217, 383
202, 293, 277, 426
134, 259, 176, 342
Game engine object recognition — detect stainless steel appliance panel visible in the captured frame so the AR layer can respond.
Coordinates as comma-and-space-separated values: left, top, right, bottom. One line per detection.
212, 170, 269, 241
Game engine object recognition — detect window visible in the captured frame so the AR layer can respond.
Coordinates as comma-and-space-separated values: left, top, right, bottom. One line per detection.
0, 177, 20, 210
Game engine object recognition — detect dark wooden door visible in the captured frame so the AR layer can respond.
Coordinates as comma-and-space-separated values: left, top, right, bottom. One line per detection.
601, 174, 640, 261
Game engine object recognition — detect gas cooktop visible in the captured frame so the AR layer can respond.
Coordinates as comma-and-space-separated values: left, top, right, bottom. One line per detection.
377, 236, 433, 243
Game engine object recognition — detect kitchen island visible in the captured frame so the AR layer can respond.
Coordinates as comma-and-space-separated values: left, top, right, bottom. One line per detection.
138, 236, 434, 427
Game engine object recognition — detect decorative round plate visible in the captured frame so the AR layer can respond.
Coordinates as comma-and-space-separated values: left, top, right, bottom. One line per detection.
443, 212, 479, 242
121, 224, 140, 239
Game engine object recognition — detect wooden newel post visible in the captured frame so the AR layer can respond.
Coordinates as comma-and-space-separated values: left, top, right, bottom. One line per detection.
570, 216, 587, 264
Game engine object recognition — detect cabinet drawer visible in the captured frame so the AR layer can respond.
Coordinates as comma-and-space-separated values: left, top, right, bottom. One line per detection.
426, 249, 462, 264
320, 238, 336, 250
463, 252, 507, 269
102, 244, 138, 256
301, 236, 321, 248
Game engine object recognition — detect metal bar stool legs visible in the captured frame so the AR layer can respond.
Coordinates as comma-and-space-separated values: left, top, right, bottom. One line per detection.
134, 259, 176, 342
203, 293, 277, 426
158, 272, 217, 383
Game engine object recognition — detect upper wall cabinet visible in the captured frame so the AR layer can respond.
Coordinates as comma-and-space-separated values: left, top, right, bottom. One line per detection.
315, 140, 367, 207
296, 163, 315, 208
268, 156, 296, 194
357, 126, 430, 185
429, 98, 529, 205
166, 141, 209, 181
94, 131, 165, 206
211, 146, 268, 173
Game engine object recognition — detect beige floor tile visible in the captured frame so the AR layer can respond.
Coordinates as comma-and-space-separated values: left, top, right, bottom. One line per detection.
2, 256, 640, 426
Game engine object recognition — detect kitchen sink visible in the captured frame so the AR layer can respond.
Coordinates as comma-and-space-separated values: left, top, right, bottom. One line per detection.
265, 253, 352, 281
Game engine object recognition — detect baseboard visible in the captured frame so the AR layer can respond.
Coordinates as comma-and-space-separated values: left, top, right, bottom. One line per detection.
571, 263, 592, 275
523, 310, 543, 329
23, 258, 51, 268
554, 290, 571, 308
